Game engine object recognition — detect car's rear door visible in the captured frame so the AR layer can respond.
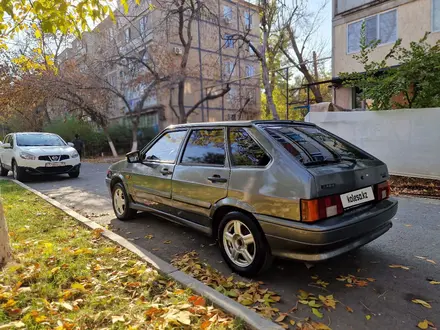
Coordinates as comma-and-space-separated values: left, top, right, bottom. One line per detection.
127, 129, 187, 213
0, 135, 13, 167
171, 128, 230, 225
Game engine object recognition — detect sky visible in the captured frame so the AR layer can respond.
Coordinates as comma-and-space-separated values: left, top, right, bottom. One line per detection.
309, 0, 332, 54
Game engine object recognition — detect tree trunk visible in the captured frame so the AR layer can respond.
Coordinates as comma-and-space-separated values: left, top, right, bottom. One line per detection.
262, 30, 279, 120
130, 118, 140, 152
0, 201, 12, 268
177, 80, 187, 124
102, 128, 118, 157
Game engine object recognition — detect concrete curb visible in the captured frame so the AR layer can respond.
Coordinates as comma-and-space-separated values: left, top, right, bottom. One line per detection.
7, 179, 282, 330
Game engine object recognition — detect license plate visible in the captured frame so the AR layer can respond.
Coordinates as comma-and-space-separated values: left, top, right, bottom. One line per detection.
45, 162, 66, 167
340, 186, 374, 209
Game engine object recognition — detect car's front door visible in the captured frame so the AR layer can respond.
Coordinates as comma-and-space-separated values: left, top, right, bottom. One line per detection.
171, 128, 230, 225
127, 129, 188, 213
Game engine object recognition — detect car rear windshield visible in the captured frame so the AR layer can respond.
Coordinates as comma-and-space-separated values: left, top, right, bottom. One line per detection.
16, 134, 66, 147
262, 125, 371, 166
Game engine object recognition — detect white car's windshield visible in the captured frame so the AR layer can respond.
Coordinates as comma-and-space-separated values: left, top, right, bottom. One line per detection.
16, 134, 66, 147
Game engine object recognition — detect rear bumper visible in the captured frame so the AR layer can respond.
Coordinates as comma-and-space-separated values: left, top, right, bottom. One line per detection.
256, 198, 398, 262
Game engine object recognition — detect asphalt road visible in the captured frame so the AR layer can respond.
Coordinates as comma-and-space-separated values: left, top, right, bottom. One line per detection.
25, 162, 440, 329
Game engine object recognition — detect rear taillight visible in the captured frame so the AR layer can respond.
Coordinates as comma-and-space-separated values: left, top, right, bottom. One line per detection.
301, 195, 343, 222
376, 181, 390, 200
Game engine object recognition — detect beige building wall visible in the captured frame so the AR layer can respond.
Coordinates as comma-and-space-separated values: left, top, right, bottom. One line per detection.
333, 0, 439, 75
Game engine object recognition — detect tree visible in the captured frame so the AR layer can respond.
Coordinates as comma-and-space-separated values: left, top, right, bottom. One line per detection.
340, 28, 440, 110
282, 0, 329, 104
160, 0, 231, 124
0, 201, 12, 268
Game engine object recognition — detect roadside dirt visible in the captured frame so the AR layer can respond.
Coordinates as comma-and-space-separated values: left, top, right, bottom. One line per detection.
390, 175, 440, 198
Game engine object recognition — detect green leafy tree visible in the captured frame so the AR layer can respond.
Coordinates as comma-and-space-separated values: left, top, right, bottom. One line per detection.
340, 23, 440, 110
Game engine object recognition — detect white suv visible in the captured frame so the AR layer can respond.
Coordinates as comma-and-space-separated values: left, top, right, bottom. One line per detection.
0, 132, 81, 181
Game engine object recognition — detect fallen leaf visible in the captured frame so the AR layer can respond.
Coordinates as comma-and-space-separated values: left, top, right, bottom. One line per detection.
279, 323, 289, 329
175, 311, 191, 325
145, 234, 154, 239
429, 281, 440, 285
275, 313, 287, 323
346, 306, 354, 313
60, 302, 73, 311
366, 315, 371, 320
312, 308, 323, 318
412, 299, 432, 309
290, 320, 296, 326
426, 259, 436, 264
112, 316, 124, 324
201, 320, 211, 329
313, 323, 331, 330
418, 320, 429, 329
389, 264, 410, 270
35, 315, 47, 323
188, 295, 206, 306
163, 240, 171, 244
404, 224, 412, 227
366, 278, 375, 282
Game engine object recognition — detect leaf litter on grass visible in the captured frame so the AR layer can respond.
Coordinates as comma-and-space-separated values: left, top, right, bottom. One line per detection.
0, 181, 241, 330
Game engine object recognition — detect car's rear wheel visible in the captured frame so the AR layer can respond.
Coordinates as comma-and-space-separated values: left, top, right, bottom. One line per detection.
112, 183, 137, 221
0, 159, 8, 176
12, 160, 27, 182
218, 211, 272, 277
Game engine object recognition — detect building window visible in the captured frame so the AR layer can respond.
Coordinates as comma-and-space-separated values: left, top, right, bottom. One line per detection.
125, 27, 131, 43
347, 9, 397, 54
223, 61, 235, 78
140, 16, 148, 36
227, 87, 237, 102
223, 6, 233, 20
433, 0, 440, 32
224, 34, 234, 48
245, 65, 254, 77
244, 12, 252, 29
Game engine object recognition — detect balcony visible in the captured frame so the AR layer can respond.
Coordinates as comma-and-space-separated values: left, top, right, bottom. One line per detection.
335, 0, 385, 15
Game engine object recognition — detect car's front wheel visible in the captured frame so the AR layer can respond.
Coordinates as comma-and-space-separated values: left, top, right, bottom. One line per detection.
12, 160, 27, 182
0, 159, 8, 176
68, 169, 80, 178
218, 211, 272, 277
112, 183, 137, 221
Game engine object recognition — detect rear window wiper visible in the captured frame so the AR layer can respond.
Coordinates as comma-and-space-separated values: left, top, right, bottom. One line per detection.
303, 158, 339, 166
340, 156, 357, 164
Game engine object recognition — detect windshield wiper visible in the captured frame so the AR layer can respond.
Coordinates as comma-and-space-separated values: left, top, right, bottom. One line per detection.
340, 156, 357, 164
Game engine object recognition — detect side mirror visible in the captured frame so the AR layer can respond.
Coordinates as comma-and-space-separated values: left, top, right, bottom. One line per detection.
67, 142, 74, 147
2, 143, 11, 149
126, 150, 141, 163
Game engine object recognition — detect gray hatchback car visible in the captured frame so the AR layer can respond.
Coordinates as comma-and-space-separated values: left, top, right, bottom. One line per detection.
106, 120, 398, 276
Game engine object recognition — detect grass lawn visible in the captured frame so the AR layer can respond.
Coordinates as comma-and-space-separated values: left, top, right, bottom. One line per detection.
0, 181, 243, 330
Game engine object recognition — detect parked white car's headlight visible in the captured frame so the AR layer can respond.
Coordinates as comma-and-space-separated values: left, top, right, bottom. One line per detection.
71, 151, 79, 158
19, 152, 36, 160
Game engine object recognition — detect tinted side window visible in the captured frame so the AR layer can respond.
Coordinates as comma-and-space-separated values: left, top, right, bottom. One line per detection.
229, 128, 270, 166
181, 129, 225, 165
144, 130, 187, 163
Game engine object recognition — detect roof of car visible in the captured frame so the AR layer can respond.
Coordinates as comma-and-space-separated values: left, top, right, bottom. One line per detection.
13, 132, 57, 135
168, 120, 316, 129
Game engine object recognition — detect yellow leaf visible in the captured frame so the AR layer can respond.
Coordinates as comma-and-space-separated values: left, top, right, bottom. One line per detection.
175, 311, 191, 325
35, 29, 42, 38
112, 315, 125, 324
51, 267, 60, 274
71, 283, 86, 292
429, 281, 440, 285
240, 299, 254, 306
279, 323, 289, 329
275, 313, 287, 323
290, 320, 296, 326
367, 278, 375, 282
412, 299, 432, 309
418, 320, 429, 329
312, 308, 323, 319
366, 315, 371, 320
389, 264, 410, 270
163, 240, 171, 244
314, 323, 331, 330
35, 315, 47, 323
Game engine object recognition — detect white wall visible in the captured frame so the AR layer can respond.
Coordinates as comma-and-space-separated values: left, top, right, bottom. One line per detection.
306, 108, 440, 180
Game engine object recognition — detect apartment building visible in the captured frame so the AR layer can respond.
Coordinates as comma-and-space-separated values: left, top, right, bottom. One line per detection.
332, 0, 440, 109
58, 0, 261, 133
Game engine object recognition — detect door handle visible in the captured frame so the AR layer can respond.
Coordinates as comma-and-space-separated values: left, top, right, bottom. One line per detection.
160, 168, 173, 176
207, 174, 227, 183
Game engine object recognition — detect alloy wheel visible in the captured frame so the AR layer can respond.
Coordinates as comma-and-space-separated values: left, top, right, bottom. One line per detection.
113, 187, 126, 216
223, 220, 256, 267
